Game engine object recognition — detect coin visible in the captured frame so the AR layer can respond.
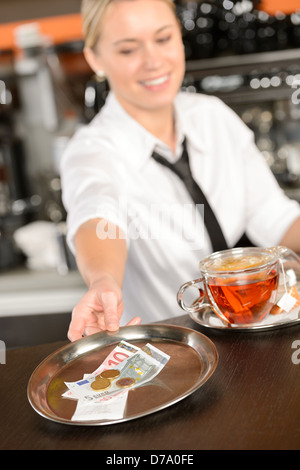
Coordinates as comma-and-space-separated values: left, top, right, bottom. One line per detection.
116, 377, 136, 388
100, 369, 120, 381
90, 377, 111, 391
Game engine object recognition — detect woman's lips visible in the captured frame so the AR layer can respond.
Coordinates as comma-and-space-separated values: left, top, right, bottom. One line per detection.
140, 74, 170, 89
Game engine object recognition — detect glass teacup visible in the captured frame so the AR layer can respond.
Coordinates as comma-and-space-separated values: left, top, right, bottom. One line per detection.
177, 246, 300, 327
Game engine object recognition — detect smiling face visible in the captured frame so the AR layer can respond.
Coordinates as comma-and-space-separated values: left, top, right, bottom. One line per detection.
84, 0, 185, 122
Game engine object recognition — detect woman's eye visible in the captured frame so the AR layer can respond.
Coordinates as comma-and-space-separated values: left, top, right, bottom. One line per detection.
119, 48, 136, 55
157, 35, 171, 44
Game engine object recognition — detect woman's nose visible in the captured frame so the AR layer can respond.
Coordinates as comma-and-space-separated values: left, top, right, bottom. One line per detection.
143, 43, 162, 69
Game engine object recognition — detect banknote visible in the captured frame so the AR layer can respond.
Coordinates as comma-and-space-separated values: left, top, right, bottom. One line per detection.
65, 342, 170, 403
63, 340, 140, 399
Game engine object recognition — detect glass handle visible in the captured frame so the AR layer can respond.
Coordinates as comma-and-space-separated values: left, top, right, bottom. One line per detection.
268, 245, 289, 258
177, 278, 209, 313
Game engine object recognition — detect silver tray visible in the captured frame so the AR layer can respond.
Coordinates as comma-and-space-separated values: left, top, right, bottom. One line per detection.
27, 324, 218, 426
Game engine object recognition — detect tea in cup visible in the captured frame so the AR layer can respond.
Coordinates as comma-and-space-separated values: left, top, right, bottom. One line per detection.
177, 246, 299, 326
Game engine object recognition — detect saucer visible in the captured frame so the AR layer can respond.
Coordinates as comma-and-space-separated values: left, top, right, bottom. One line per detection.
190, 306, 300, 332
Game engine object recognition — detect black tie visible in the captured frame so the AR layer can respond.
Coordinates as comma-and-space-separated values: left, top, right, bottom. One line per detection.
151, 138, 229, 252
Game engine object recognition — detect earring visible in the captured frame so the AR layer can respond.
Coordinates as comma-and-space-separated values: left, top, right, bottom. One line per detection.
95, 70, 106, 81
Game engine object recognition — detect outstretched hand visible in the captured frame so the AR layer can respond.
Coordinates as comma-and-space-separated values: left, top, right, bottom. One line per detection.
67, 275, 141, 341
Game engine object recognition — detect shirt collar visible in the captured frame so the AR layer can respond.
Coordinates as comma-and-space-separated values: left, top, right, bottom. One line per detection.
99, 91, 202, 170
174, 93, 206, 155
100, 92, 156, 170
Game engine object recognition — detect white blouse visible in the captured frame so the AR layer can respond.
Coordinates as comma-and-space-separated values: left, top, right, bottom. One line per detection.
60, 91, 300, 324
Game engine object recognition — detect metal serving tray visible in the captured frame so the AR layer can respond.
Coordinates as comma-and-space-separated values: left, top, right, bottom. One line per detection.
27, 324, 218, 426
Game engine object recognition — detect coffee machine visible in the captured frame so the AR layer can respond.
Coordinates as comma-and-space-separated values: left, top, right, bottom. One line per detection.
0, 50, 39, 270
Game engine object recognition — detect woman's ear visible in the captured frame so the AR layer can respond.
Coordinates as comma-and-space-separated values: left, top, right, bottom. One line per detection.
83, 47, 104, 75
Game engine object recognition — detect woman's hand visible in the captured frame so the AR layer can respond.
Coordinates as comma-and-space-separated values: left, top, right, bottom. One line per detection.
67, 274, 141, 341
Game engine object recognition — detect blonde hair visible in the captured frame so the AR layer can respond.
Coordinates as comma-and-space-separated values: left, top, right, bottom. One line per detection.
81, 0, 177, 50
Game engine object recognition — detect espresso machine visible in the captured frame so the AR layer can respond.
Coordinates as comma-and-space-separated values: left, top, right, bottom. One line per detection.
0, 50, 39, 270
0, 108, 40, 270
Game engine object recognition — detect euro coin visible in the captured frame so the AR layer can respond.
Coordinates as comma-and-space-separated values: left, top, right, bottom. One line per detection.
100, 369, 120, 381
90, 377, 111, 391
116, 377, 136, 388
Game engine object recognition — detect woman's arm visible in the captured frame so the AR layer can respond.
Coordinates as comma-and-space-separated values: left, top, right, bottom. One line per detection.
75, 218, 127, 290
279, 215, 300, 254
68, 218, 140, 341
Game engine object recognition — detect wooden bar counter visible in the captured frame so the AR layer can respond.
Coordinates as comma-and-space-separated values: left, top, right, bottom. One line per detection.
1, 314, 300, 451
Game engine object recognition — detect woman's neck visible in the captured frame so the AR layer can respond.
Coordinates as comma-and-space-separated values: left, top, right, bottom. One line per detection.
117, 98, 177, 153
143, 111, 176, 152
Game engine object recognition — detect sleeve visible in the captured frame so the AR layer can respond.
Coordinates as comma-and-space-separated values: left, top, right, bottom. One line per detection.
59, 127, 129, 254
209, 96, 300, 247
241, 127, 300, 247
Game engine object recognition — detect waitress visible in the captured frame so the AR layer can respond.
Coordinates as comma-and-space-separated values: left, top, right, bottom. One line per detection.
60, 0, 300, 341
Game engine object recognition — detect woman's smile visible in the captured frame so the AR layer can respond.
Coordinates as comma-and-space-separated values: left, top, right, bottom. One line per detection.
139, 73, 171, 90
86, 0, 185, 121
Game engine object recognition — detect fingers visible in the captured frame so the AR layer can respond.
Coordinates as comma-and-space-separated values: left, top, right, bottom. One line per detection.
68, 314, 142, 342
67, 284, 140, 342
68, 306, 106, 341
67, 311, 86, 342
68, 290, 122, 341
67, 294, 104, 341
100, 291, 121, 331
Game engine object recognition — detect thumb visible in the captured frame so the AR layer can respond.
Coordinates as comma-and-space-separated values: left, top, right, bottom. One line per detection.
126, 316, 142, 326
68, 306, 87, 342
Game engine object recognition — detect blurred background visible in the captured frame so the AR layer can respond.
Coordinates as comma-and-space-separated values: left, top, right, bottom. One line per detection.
1, 0, 300, 348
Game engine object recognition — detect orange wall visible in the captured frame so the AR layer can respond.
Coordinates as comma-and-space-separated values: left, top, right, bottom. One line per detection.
259, 0, 300, 15
0, 13, 83, 51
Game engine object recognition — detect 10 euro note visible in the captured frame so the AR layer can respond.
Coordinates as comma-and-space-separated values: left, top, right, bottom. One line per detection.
66, 342, 170, 403
63, 340, 140, 399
